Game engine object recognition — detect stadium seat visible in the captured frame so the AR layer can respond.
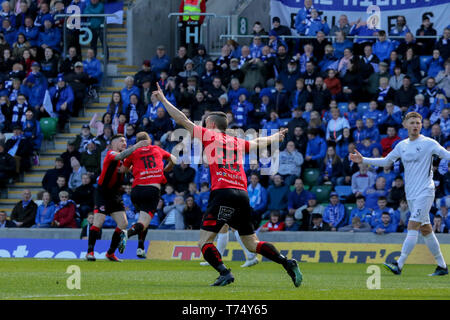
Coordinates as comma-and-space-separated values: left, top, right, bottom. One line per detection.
334, 185, 353, 200
415, 85, 425, 93
357, 103, 369, 116
303, 168, 321, 187
40, 117, 58, 140
310, 185, 332, 203
344, 203, 356, 225
338, 102, 348, 114
419, 55, 432, 72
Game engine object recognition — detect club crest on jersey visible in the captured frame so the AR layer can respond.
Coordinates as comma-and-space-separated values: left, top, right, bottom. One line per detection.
416, 147, 421, 153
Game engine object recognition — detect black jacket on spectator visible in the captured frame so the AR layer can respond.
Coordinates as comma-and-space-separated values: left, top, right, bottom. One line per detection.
60, 56, 81, 75
311, 38, 331, 61
40, 56, 59, 80
287, 116, 308, 134
310, 87, 331, 113
73, 183, 95, 208
340, 70, 363, 103
50, 185, 72, 204
342, 155, 359, 181
401, 56, 422, 84
150, 115, 174, 142
10, 200, 37, 228
183, 203, 203, 230
65, 71, 93, 99
170, 56, 188, 76
5, 136, 33, 172
394, 85, 418, 108
170, 165, 196, 193
416, 24, 437, 55
374, 87, 396, 108
42, 167, 70, 192
60, 149, 81, 173
0, 150, 15, 184
434, 37, 450, 61
134, 70, 156, 88
271, 90, 290, 118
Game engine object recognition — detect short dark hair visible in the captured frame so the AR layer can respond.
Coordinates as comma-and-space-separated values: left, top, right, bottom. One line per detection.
206, 112, 228, 132
111, 134, 125, 142
356, 195, 366, 201
381, 212, 390, 216
378, 196, 387, 202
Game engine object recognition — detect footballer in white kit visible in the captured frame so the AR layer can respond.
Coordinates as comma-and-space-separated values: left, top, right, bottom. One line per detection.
351, 112, 450, 276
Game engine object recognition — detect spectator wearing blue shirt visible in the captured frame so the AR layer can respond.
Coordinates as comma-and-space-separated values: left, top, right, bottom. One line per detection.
368, 196, 399, 228
373, 212, 398, 234
426, 50, 444, 79
49, 75, 74, 132
32, 191, 56, 228
332, 31, 353, 59
300, 9, 330, 36
2, 18, 17, 46
294, 0, 314, 35
264, 174, 290, 218
248, 174, 268, 224
83, 48, 103, 85
122, 185, 138, 227
162, 184, 176, 206
364, 118, 380, 143
289, 77, 309, 111
377, 166, 396, 191
389, 15, 410, 46
231, 93, 253, 129
18, 17, 39, 47
151, 45, 170, 78
263, 111, 282, 135
228, 78, 250, 105
353, 119, 368, 144
362, 101, 383, 126
407, 94, 429, 119
305, 128, 327, 168
196, 183, 210, 213
194, 163, 210, 190
121, 76, 140, 111
0, 1, 15, 28
34, 2, 51, 31
22, 109, 43, 152
421, 118, 432, 137
379, 101, 403, 130
372, 31, 396, 62
38, 16, 61, 52
363, 176, 388, 211
288, 178, 311, 216
323, 192, 346, 230
349, 19, 379, 55
349, 195, 372, 222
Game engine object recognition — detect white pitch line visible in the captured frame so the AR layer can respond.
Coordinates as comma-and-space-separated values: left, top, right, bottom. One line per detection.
3, 292, 129, 299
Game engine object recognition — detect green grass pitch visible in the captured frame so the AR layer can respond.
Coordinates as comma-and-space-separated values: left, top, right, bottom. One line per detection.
1, 259, 449, 300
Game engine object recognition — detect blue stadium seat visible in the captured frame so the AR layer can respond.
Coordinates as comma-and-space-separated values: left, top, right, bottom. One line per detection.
357, 102, 369, 116
415, 85, 426, 93
338, 102, 348, 114
335, 185, 353, 201
419, 56, 432, 72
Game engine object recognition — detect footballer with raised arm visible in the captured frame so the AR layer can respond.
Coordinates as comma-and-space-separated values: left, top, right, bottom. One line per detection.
118, 131, 177, 258
85, 135, 150, 262
152, 83, 303, 287
350, 112, 449, 276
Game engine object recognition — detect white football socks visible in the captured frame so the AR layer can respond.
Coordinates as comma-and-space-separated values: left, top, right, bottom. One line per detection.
234, 230, 256, 260
216, 231, 229, 257
397, 229, 419, 269
423, 232, 447, 269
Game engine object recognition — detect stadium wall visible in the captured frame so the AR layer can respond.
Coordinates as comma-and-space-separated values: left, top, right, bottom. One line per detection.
1, 230, 449, 264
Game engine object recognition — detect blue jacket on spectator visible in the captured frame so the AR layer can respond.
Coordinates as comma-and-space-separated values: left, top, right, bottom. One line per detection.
306, 135, 327, 162
23, 118, 43, 151
372, 220, 398, 233
323, 203, 346, 228
248, 183, 268, 214
278, 70, 302, 93
363, 109, 383, 125
332, 40, 353, 59
196, 191, 209, 213
18, 25, 39, 46
83, 57, 103, 83
289, 87, 309, 110
407, 104, 429, 119
0, 11, 16, 28
151, 54, 170, 78
370, 207, 400, 227
38, 26, 61, 51
349, 206, 372, 223
266, 183, 290, 212
194, 164, 211, 189
372, 40, 396, 62
294, 6, 313, 34
288, 189, 311, 212
20, 81, 46, 108
121, 85, 140, 110
377, 171, 396, 190
49, 84, 74, 113
363, 187, 388, 211
426, 56, 444, 78
162, 193, 176, 206
69, 0, 87, 13
301, 18, 330, 36
228, 87, 250, 105
263, 118, 282, 134
35, 201, 56, 227
398, 127, 409, 139
3, 26, 17, 46
365, 126, 380, 142
379, 109, 402, 127
231, 100, 253, 128
353, 128, 368, 144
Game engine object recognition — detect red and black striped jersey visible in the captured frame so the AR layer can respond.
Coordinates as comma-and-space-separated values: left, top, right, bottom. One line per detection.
97, 150, 124, 190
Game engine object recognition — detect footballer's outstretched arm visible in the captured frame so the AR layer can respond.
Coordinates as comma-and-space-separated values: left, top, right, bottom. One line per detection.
153, 83, 195, 136
248, 128, 288, 151
164, 154, 177, 172
114, 140, 150, 161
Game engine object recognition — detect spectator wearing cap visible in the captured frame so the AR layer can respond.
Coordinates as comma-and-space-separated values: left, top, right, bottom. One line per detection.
83, 48, 102, 85
74, 124, 95, 153
323, 192, 346, 230
294, 0, 314, 35
278, 59, 301, 93
49, 75, 74, 132
18, 16, 39, 47
151, 45, 170, 79
309, 213, 331, 231
271, 15, 292, 39
134, 60, 156, 88
38, 15, 61, 52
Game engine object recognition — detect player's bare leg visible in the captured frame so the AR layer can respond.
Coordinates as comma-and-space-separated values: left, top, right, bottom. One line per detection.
240, 233, 303, 287
198, 229, 235, 286
85, 212, 106, 261
105, 211, 128, 262
420, 224, 448, 276
119, 211, 153, 256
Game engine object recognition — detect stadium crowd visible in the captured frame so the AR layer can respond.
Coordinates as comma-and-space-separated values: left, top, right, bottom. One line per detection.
0, 0, 449, 234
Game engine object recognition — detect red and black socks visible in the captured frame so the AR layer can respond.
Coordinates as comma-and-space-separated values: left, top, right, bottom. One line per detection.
256, 241, 288, 266
201, 243, 229, 275
88, 225, 101, 253
107, 227, 122, 255
127, 222, 144, 238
